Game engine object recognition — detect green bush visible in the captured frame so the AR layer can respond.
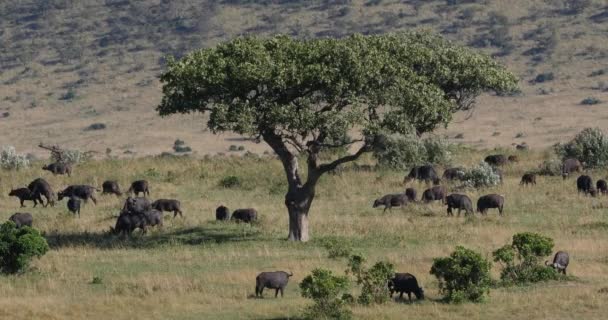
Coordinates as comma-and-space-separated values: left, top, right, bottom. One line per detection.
430, 246, 491, 303
0, 146, 30, 170
461, 162, 502, 188
581, 97, 601, 105
219, 175, 241, 188
347, 255, 395, 305
0, 222, 49, 274
535, 158, 562, 176
300, 268, 352, 320
373, 134, 452, 170
321, 238, 353, 259
52, 148, 91, 165
554, 128, 608, 168
493, 232, 559, 285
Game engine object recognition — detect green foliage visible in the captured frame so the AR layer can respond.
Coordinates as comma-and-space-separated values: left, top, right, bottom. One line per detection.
321, 238, 354, 259
373, 134, 452, 170
0, 222, 49, 274
430, 246, 491, 303
347, 255, 395, 305
91, 276, 103, 284
300, 268, 352, 320
52, 149, 90, 165
581, 97, 601, 105
219, 175, 242, 188
535, 158, 562, 176
0, 146, 30, 170
461, 162, 502, 188
493, 232, 559, 285
173, 139, 192, 153
554, 128, 608, 168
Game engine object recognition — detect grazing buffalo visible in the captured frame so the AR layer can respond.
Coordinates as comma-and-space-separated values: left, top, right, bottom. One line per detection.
58, 185, 99, 204
442, 167, 465, 181
8, 212, 33, 228
405, 188, 417, 202
562, 158, 582, 179
128, 180, 150, 197
67, 197, 81, 217
421, 186, 447, 203
111, 209, 163, 236
42, 162, 72, 177
484, 154, 508, 166
476, 194, 504, 215
597, 179, 608, 195
231, 208, 258, 223
545, 251, 569, 275
122, 196, 152, 214
445, 194, 473, 217
576, 175, 594, 195
152, 199, 183, 218
9, 188, 39, 207
388, 273, 424, 302
373, 194, 408, 212
216, 205, 230, 221
255, 271, 293, 298
404, 165, 438, 184
520, 173, 537, 186
102, 180, 122, 196
28, 178, 55, 207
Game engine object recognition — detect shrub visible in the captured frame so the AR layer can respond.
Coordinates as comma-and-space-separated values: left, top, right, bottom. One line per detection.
430, 246, 491, 303
300, 268, 352, 320
461, 162, 502, 188
0, 222, 49, 274
581, 97, 601, 105
219, 175, 241, 188
347, 255, 394, 305
554, 128, 608, 168
531, 72, 554, 84
228, 145, 239, 152
493, 232, 559, 285
321, 238, 353, 259
535, 158, 562, 176
0, 146, 30, 170
85, 123, 106, 131
59, 87, 76, 101
373, 134, 452, 170
52, 148, 90, 165
173, 139, 192, 153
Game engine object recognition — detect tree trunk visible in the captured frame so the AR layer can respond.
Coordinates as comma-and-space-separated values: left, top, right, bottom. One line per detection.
285, 186, 314, 242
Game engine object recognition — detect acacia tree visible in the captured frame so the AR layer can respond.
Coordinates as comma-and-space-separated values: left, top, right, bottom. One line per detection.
157, 32, 517, 241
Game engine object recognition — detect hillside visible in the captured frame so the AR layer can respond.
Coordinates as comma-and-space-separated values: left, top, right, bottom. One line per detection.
1, 0, 608, 156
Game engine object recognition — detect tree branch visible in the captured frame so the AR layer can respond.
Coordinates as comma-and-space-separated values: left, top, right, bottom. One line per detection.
262, 130, 303, 189
318, 143, 371, 174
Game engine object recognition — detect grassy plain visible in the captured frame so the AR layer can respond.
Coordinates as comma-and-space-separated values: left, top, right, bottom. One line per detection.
0, 149, 608, 319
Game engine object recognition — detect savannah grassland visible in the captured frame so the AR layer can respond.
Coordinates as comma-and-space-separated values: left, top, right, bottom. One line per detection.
0, 149, 608, 319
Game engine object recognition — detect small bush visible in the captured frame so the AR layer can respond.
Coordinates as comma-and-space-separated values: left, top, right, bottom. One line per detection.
589, 69, 606, 77
581, 97, 601, 105
228, 145, 239, 152
373, 134, 452, 170
0, 146, 30, 170
85, 123, 106, 131
321, 238, 353, 259
91, 276, 103, 284
554, 128, 608, 168
493, 232, 560, 285
430, 246, 491, 303
531, 72, 554, 84
237, 145, 245, 151
461, 162, 502, 188
454, 133, 464, 139
52, 148, 90, 165
300, 268, 352, 320
219, 175, 241, 188
347, 255, 394, 305
0, 222, 49, 274
173, 139, 192, 153
535, 158, 562, 176
59, 87, 76, 101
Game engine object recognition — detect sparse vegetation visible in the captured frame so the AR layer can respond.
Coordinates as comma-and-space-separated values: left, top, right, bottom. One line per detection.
300, 268, 352, 320
0, 146, 30, 170
581, 97, 601, 105
461, 162, 502, 188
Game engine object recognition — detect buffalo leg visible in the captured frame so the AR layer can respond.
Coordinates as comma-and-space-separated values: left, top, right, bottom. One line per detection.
91, 196, 97, 205
408, 292, 412, 302
275, 288, 279, 298
20, 199, 25, 208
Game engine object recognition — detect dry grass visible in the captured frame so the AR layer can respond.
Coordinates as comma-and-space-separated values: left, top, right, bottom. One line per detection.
0, 150, 608, 319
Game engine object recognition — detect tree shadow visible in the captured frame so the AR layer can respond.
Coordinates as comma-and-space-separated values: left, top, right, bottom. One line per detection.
45, 223, 262, 250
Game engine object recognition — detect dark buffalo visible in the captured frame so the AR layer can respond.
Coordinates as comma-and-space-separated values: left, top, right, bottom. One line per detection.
128, 180, 150, 197
577, 175, 594, 195
445, 194, 473, 217
476, 194, 504, 215
102, 180, 122, 196
28, 178, 55, 207
562, 158, 582, 179
545, 251, 569, 275
231, 208, 257, 223
484, 154, 508, 166
373, 194, 408, 212
421, 186, 447, 203
404, 165, 438, 184
216, 205, 230, 221
508, 155, 519, 163
111, 209, 163, 236
152, 199, 183, 218
42, 162, 72, 177
388, 273, 424, 302
405, 188, 417, 202
8, 188, 39, 207
597, 179, 608, 195
520, 173, 537, 186
122, 196, 152, 214
442, 167, 465, 181
58, 185, 99, 204
8, 212, 33, 228
67, 197, 81, 217
255, 271, 293, 298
